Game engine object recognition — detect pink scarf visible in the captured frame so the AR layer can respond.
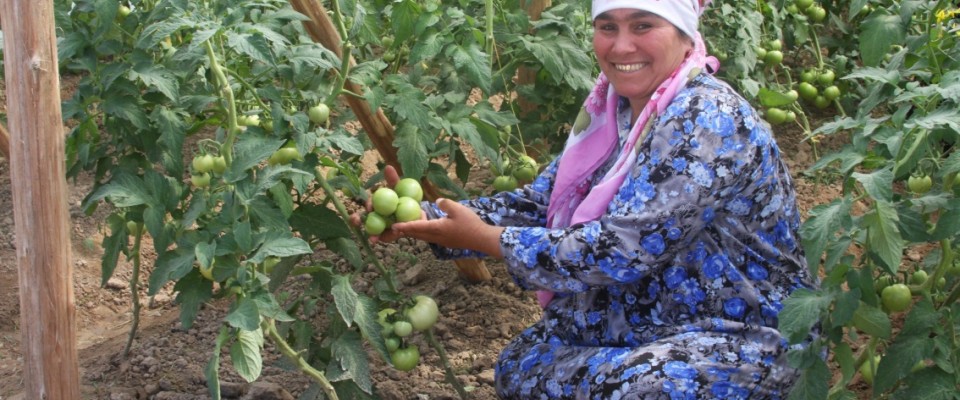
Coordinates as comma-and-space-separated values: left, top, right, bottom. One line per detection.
536, 32, 718, 308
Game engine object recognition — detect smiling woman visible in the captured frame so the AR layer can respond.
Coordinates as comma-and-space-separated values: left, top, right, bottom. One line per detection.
366, 0, 818, 398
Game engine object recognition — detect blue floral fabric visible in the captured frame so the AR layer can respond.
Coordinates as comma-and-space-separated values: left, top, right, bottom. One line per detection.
427, 73, 816, 399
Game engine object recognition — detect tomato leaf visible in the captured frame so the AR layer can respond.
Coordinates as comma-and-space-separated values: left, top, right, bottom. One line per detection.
447, 43, 491, 93
409, 30, 443, 63
800, 197, 853, 275
248, 233, 311, 264
850, 301, 891, 339
394, 124, 431, 179
757, 87, 796, 107
226, 31, 275, 66
863, 201, 904, 275
521, 35, 595, 92
290, 203, 351, 242
149, 248, 196, 295
786, 357, 829, 400
332, 275, 360, 327
251, 291, 295, 323
874, 301, 938, 393
326, 330, 373, 394
779, 288, 832, 344
268, 183, 294, 218
390, 0, 420, 43
173, 272, 213, 329
229, 327, 264, 383
226, 297, 261, 331
224, 137, 285, 183
891, 368, 958, 400
129, 63, 180, 102
325, 238, 364, 269
852, 167, 893, 203
859, 14, 904, 67
204, 326, 231, 400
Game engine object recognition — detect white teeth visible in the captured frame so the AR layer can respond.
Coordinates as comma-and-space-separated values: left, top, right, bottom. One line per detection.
615, 63, 647, 72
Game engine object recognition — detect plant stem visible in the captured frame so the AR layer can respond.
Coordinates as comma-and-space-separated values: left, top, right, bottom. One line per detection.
262, 319, 339, 400
123, 226, 143, 357
204, 40, 240, 165
425, 330, 469, 400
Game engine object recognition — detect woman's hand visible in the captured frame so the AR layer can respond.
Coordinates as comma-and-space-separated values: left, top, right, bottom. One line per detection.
391, 198, 505, 259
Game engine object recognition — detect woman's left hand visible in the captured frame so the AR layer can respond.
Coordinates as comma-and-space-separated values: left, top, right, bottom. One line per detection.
391, 198, 505, 259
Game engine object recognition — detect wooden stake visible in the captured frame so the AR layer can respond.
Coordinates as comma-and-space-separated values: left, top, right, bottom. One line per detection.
289, 0, 491, 282
0, 123, 9, 159
0, 0, 81, 398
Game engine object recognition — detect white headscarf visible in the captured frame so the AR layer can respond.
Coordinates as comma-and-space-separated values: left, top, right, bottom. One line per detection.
591, 0, 706, 39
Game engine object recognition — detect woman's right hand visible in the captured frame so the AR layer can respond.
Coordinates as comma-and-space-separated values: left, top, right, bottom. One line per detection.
349, 165, 403, 243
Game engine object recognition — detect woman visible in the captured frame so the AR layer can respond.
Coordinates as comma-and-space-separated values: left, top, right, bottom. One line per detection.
366, 0, 817, 397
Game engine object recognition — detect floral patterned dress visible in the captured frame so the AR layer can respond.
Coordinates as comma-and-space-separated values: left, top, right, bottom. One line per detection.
428, 73, 816, 399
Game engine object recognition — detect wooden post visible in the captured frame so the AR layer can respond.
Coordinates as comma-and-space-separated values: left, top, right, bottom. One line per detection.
517, 0, 552, 115
289, 0, 491, 282
0, 0, 82, 398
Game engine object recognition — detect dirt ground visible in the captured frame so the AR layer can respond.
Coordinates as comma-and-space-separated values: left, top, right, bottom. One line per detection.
0, 80, 851, 399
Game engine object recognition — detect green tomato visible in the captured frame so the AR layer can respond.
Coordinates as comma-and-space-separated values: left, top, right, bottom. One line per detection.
118, 5, 132, 18
263, 256, 281, 274
192, 154, 215, 174
378, 308, 397, 336
785, 111, 797, 122
393, 320, 414, 337
813, 95, 831, 109
394, 197, 422, 223
765, 108, 788, 125
807, 6, 827, 22
755, 47, 767, 60
372, 187, 400, 216
211, 156, 227, 175
910, 270, 928, 285
907, 175, 932, 194
763, 50, 784, 66
874, 275, 894, 294
800, 70, 817, 84
859, 355, 881, 385
822, 85, 841, 101
365, 212, 389, 236
513, 155, 539, 182
784, 89, 799, 103
385, 337, 401, 353
818, 69, 836, 85
394, 178, 424, 202
767, 39, 782, 51
127, 221, 141, 235
191, 172, 211, 188
391, 346, 420, 372
798, 82, 818, 101
881, 283, 912, 312
308, 103, 330, 125
493, 175, 519, 193
405, 295, 439, 332
795, 0, 813, 10
269, 145, 299, 166
242, 114, 261, 127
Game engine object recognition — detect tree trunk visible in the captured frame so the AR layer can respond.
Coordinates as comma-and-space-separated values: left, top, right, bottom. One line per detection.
0, 0, 81, 398
289, 0, 491, 282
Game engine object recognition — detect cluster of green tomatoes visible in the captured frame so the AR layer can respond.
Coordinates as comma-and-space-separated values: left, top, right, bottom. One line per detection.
364, 178, 425, 235
190, 152, 227, 188
377, 295, 440, 371
492, 154, 539, 193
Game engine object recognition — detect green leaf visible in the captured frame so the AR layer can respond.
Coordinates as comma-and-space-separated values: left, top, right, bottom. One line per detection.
195, 240, 216, 271
226, 31, 274, 66
830, 288, 861, 327
409, 30, 443, 62
833, 343, 855, 383
205, 327, 231, 400
451, 117, 498, 165
906, 107, 960, 132
229, 327, 264, 383
332, 275, 360, 327
289, 203, 352, 242
225, 137, 285, 183
85, 173, 157, 208
226, 297, 261, 331
779, 289, 832, 344
859, 14, 905, 67
325, 330, 373, 394
390, 0, 420, 43
446, 43, 491, 93
851, 301, 892, 339
385, 76, 431, 128
100, 216, 127, 287
234, 220, 253, 254
325, 238, 364, 269
787, 357, 830, 400
523, 35, 595, 92
852, 167, 893, 203
354, 295, 388, 360
863, 201, 903, 274
892, 368, 958, 400
800, 197, 853, 274
249, 234, 312, 264
758, 87, 798, 107
394, 124, 431, 179
173, 272, 213, 329
129, 63, 179, 102
149, 248, 196, 295
268, 183, 294, 218
251, 291, 295, 322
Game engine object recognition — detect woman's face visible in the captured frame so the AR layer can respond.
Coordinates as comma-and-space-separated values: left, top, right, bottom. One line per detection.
593, 9, 693, 113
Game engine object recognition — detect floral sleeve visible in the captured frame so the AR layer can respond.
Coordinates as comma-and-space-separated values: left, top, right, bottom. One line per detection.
423, 159, 559, 259
501, 79, 780, 293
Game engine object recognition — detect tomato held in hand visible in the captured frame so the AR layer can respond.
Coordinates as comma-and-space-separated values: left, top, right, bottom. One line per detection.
372, 188, 400, 216
394, 178, 424, 202
881, 283, 912, 312
391, 346, 420, 371
394, 197, 422, 223
365, 212, 389, 236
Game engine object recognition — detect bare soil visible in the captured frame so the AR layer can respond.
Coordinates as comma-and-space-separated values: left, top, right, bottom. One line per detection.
0, 79, 853, 399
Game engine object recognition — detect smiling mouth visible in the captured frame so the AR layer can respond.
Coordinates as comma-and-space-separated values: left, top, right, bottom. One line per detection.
615, 63, 648, 72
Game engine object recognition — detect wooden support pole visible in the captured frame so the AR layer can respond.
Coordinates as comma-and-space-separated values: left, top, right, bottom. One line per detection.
0, 0, 81, 398
289, 0, 491, 282
517, 0, 552, 115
